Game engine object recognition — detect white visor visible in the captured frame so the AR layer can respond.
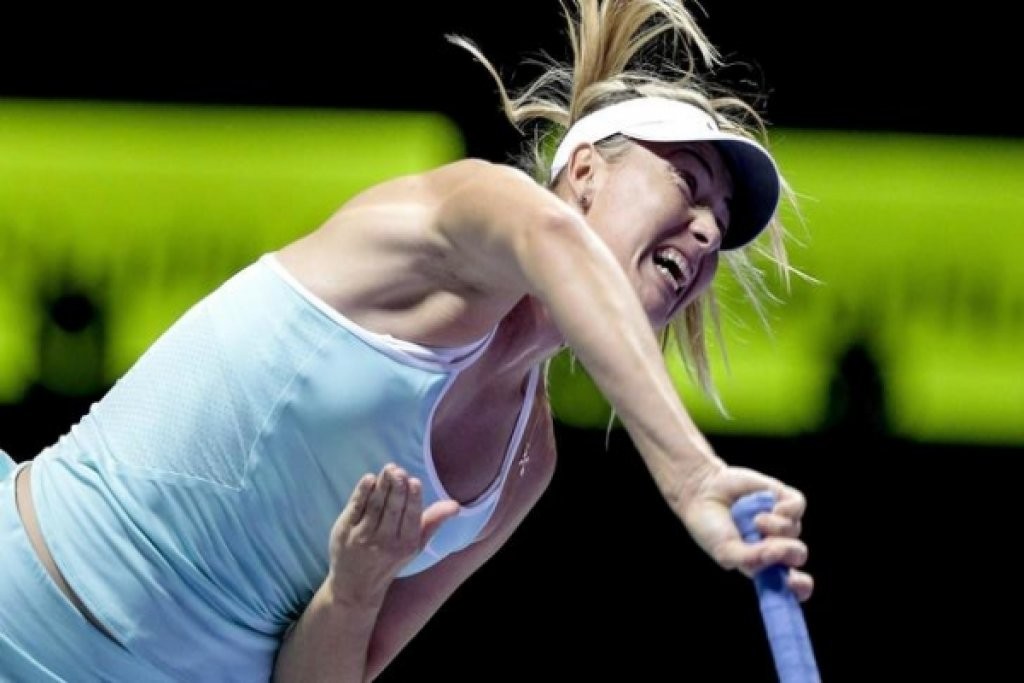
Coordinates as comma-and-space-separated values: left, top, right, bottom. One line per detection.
549, 97, 780, 250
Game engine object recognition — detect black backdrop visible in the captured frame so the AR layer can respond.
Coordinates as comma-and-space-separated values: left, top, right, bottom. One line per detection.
2, 2, 1021, 680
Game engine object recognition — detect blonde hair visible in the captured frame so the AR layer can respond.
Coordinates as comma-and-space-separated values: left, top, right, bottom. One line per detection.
449, 0, 798, 407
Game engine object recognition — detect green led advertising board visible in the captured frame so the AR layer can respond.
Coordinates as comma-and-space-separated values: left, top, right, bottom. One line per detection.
2, 100, 1021, 443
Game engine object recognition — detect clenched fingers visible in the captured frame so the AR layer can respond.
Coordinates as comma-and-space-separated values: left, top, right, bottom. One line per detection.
717, 537, 808, 578
788, 569, 814, 602
755, 512, 802, 539
755, 538, 808, 572
773, 490, 807, 522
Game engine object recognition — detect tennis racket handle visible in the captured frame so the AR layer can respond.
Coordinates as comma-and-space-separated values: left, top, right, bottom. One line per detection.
731, 491, 820, 683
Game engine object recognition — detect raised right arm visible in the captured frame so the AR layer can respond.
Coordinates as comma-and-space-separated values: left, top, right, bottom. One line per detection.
431, 159, 722, 511
431, 159, 811, 581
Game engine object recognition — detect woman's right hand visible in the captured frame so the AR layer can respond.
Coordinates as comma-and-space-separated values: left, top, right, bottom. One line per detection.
677, 463, 814, 601
326, 464, 460, 608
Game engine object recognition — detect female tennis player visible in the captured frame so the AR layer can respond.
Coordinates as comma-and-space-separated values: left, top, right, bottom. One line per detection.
0, 1, 812, 681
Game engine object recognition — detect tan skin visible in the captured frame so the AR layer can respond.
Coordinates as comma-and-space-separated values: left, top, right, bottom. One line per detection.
275, 138, 812, 681
14, 139, 812, 682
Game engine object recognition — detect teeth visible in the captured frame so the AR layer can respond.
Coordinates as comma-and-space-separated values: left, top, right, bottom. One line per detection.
654, 247, 690, 291
656, 264, 676, 290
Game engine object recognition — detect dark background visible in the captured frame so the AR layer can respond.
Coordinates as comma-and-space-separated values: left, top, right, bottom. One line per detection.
2, 2, 1021, 680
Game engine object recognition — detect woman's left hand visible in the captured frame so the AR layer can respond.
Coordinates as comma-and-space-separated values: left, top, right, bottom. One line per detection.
677, 464, 814, 601
325, 464, 460, 609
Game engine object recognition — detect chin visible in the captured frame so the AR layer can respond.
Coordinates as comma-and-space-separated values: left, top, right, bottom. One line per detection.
648, 307, 672, 331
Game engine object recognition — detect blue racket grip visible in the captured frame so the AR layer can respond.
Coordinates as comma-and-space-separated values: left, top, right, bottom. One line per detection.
731, 491, 820, 683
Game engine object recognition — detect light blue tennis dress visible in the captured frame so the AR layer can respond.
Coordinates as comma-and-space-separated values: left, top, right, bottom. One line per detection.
0, 253, 539, 682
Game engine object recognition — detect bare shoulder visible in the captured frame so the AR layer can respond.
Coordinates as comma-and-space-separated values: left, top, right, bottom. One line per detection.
317, 158, 513, 213
418, 158, 534, 198
333, 158, 538, 232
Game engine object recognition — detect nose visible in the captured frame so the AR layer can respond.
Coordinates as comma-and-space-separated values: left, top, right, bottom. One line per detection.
689, 207, 722, 252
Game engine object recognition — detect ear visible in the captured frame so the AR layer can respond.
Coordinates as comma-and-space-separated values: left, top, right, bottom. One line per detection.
565, 142, 603, 213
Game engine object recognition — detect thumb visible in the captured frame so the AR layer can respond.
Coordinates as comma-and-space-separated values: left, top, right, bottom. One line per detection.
420, 500, 460, 549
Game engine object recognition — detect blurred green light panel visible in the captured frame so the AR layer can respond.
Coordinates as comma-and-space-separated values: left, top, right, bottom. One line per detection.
0, 99, 462, 398
550, 130, 1024, 445
2, 103, 1022, 444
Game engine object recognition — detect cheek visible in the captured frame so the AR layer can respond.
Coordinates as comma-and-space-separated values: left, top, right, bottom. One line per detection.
702, 255, 720, 285
587, 211, 639, 272
687, 256, 720, 302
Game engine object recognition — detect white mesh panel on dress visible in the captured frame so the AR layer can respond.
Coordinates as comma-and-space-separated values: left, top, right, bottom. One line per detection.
92, 300, 261, 489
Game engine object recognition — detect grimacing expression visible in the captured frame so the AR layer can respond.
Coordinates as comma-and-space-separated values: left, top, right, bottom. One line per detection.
584, 139, 734, 327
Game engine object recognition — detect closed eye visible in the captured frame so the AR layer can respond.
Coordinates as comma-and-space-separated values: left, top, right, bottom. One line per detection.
679, 170, 724, 226
671, 169, 698, 201
681, 170, 698, 198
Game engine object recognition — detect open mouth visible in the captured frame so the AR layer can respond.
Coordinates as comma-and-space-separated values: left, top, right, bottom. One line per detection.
653, 246, 692, 298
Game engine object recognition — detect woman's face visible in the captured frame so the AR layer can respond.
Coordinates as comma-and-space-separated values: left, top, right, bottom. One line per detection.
580, 139, 733, 328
